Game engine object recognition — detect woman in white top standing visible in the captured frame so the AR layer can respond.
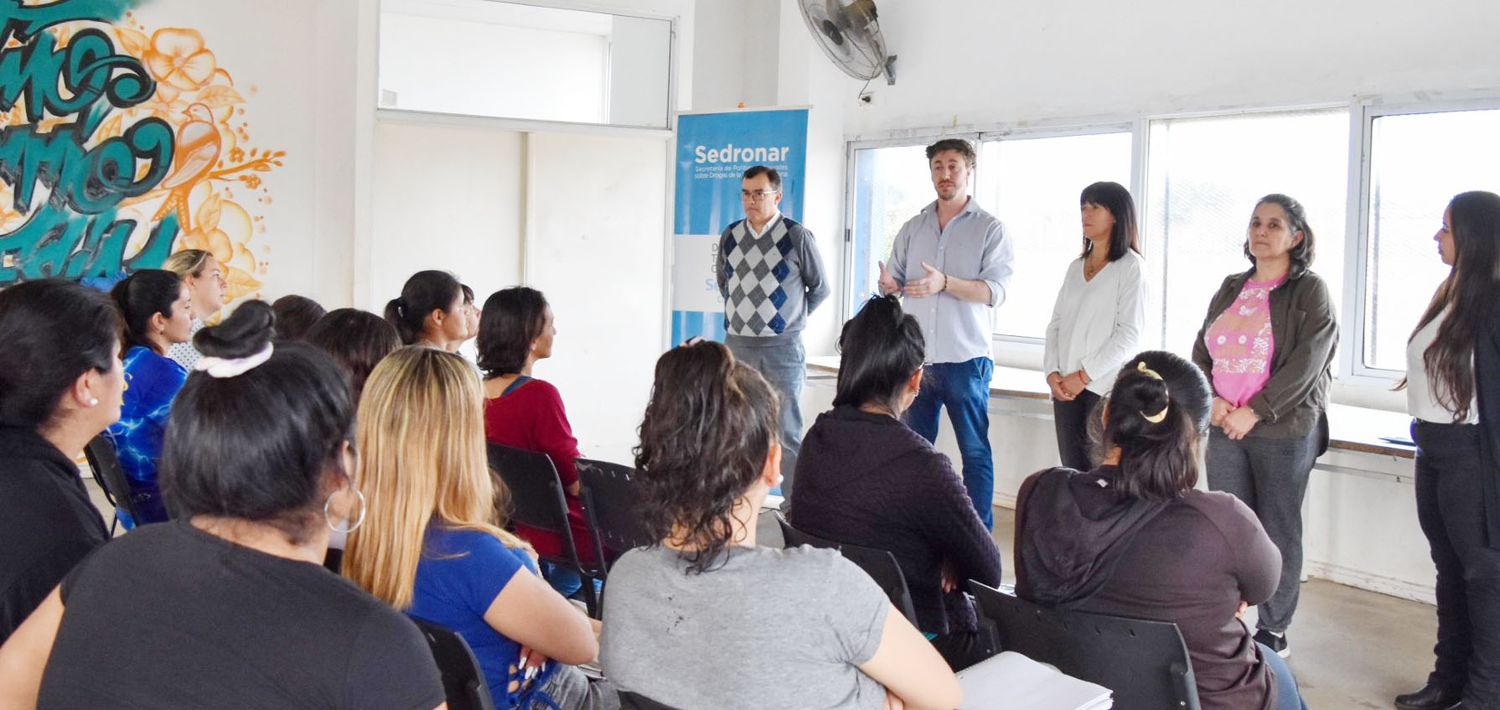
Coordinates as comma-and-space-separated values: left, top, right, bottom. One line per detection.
1044, 181, 1148, 470
1396, 190, 1500, 710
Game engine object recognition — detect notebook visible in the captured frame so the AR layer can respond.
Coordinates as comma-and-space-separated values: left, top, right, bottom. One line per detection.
957, 652, 1113, 710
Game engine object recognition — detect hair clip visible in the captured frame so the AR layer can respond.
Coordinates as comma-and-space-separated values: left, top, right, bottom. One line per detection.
1140, 404, 1169, 424
1136, 361, 1163, 381
1136, 361, 1169, 423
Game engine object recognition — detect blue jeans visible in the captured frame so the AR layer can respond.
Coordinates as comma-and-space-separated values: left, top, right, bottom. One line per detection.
727, 337, 805, 500
903, 357, 995, 529
1260, 642, 1308, 710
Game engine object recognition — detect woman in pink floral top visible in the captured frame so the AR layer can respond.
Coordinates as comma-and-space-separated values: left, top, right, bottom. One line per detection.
1190, 194, 1339, 660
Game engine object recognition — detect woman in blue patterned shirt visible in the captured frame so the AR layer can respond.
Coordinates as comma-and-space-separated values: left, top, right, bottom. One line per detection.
105, 269, 194, 526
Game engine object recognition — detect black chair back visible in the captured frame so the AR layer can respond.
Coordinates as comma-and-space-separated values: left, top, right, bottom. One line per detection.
487, 443, 600, 615
83, 434, 139, 533
409, 617, 496, 710
776, 515, 920, 626
577, 458, 654, 569
968, 580, 1201, 710
618, 690, 680, 710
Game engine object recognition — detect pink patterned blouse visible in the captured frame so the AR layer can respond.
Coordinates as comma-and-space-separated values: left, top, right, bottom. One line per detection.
1204, 276, 1286, 408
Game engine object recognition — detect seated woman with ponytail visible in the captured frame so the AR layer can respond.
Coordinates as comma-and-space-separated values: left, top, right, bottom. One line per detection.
105, 268, 196, 525
345, 347, 614, 710
385, 270, 471, 353
601, 340, 961, 710
792, 294, 1002, 671
1014, 351, 1305, 710
0, 302, 444, 709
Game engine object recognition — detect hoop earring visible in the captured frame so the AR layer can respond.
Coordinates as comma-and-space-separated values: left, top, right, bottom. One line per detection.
324, 486, 367, 534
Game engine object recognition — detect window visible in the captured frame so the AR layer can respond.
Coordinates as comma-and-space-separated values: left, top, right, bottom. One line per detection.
1144, 110, 1349, 357
1360, 108, 1500, 371
845, 142, 955, 314
975, 131, 1133, 340
379, 0, 672, 128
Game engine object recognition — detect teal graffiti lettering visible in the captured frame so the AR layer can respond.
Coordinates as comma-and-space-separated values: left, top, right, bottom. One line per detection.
0, 0, 177, 287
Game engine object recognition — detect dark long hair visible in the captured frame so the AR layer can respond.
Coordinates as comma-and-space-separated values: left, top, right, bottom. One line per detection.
0, 279, 120, 430
834, 295, 924, 413
633, 340, 779, 574
1099, 351, 1211, 501
305, 308, 401, 403
110, 269, 184, 352
1079, 181, 1140, 261
383, 270, 462, 345
1410, 191, 1500, 421
271, 295, 326, 342
162, 301, 355, 543
477, 287, 549, 378
1243, 193, 1316, 278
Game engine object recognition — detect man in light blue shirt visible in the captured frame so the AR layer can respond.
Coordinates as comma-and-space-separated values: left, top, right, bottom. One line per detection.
878, 138, 1014, 529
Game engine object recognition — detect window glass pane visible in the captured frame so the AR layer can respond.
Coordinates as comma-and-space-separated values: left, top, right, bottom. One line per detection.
379, 0, 671, 128
1364, 109, 1500, 370
1145, 111, 1348, 361
847, 144, 944, 313
976, 132, 1133, 340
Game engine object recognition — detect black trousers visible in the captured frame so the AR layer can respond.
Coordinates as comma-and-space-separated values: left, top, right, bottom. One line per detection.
1413, 419, 1500, 706
1053, 390, 1102, 471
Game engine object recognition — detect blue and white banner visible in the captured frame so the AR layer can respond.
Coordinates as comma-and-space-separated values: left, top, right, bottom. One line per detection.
671, 108, 808, 344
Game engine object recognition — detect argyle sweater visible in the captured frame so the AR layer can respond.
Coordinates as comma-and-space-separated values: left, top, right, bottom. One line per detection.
714, 215, 829, 341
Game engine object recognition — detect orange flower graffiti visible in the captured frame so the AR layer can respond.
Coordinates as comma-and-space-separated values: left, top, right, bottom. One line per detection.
3, 14, 286, 304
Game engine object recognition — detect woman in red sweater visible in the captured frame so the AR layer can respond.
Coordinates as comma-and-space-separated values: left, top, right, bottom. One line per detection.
477, 287, 599, 598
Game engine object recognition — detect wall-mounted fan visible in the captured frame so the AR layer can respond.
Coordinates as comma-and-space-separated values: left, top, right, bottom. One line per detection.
798, 0, 896, 85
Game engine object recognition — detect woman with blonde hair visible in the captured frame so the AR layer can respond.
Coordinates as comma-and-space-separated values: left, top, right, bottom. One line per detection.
343, 347, 614, 710
161, 249, 227, 369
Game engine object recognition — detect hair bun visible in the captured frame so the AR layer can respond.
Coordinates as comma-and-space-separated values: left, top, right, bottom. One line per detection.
196, 300, 275, 359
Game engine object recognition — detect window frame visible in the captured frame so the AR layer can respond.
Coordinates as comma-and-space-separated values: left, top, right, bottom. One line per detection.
1342, 95, 1500, 385
974, 122, 1138, 350
840, 93, 1500, 397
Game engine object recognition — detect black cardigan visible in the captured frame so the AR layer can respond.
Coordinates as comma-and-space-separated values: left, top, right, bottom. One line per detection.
0, 426, 109, 642
1475, 308, 1500, 548
789, 406, 1002, 635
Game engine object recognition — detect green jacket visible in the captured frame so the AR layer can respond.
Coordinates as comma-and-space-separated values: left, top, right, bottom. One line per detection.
1191, 268, 1339, 445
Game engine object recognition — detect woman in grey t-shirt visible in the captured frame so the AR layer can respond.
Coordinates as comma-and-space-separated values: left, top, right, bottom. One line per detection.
600, 340, 960, 710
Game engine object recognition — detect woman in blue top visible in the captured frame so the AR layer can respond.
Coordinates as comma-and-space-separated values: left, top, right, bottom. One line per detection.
344, 346, 614, 710
105, 269, 195, 526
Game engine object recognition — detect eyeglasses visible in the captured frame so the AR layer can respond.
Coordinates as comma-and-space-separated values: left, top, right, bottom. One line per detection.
741, 189, 778, 202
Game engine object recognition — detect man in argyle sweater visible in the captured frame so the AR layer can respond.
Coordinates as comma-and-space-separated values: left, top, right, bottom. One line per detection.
714, 165, 829, 502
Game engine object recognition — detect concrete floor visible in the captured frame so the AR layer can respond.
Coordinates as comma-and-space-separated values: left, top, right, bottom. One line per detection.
989, 506, 1437, 709
90, 479, 1436, 708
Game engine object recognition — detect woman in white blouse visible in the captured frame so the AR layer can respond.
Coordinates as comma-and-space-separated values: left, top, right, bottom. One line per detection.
1043, 182, 1148, 470
1396, 190, 1500, 710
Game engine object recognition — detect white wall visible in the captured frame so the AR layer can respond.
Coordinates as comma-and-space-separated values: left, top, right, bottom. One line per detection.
524, 131, 669, 463
370, 121, 526, 311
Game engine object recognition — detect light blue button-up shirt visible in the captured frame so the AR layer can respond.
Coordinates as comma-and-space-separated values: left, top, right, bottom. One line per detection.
887, 198, 1014, 364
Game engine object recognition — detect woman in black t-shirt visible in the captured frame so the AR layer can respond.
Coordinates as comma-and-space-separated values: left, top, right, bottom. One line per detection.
0, 280, 120, 645
0, 301, 445, 710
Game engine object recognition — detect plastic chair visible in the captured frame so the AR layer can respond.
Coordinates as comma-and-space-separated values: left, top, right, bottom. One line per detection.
576, 457, 654, 572
83, 434, 141, 533
776, 513, 920, 626
409, 617, 497, 710
487, 443, 602, 616
968, 580, 1202, 710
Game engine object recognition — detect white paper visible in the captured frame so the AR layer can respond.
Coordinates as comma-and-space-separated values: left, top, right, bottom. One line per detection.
957, 652, 1113, 710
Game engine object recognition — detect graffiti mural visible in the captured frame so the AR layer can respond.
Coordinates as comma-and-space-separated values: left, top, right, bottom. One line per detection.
0, 0, 282, 300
